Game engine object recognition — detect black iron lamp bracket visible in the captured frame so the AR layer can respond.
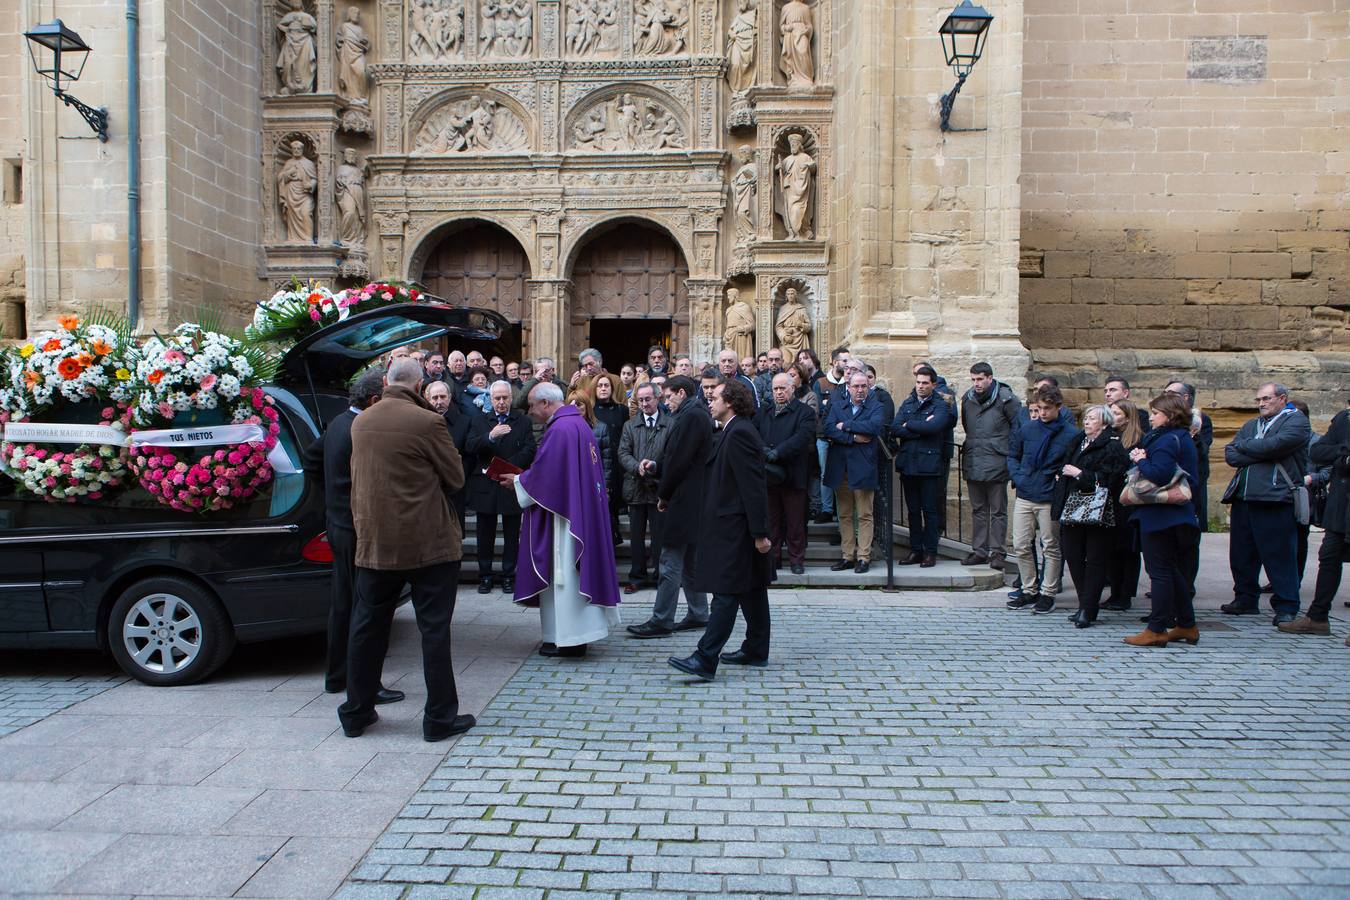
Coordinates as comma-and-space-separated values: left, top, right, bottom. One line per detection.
54, 88, 109, 142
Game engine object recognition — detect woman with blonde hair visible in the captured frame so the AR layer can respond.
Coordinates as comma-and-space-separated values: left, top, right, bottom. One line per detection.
1103, 399, 1144, 612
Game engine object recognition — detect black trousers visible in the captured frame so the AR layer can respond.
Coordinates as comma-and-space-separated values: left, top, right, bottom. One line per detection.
1307, 529, 1346, 622
1061, 523, 1113, 618
1142, 525, 1199, 633
325, 525, 358, 692
339, 561, 461, 735
628, 502, 663, 581
1106, 510, 1141, 603
1230, 500, 1300, 616
694, 587, 771, 671
901, 475, 943, 555
476, 512, 521, 578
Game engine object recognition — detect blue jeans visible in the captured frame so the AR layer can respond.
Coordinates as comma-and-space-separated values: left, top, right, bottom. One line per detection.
816, 439, 834, 514
1229, 500, 1300, 616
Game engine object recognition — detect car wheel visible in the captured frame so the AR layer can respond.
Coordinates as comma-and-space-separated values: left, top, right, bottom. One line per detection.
107, 576, 236, 686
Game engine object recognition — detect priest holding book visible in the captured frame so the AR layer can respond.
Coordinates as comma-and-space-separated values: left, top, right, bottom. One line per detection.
497, 382, 622, 656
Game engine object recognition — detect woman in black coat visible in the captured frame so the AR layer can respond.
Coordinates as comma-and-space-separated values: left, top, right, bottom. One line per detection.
590, 374, 629, 544
1053, 405, 1130, 628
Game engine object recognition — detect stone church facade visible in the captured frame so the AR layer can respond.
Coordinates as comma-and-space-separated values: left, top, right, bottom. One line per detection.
3, 0, 1347, 418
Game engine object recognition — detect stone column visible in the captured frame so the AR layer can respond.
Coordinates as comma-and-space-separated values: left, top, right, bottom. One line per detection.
538, 0, 561, 56
527, 278, 572, 364
316, 0, 335, 94
378, 0, 405, 59
686, 279, 724, 365
377, 212, 409, 279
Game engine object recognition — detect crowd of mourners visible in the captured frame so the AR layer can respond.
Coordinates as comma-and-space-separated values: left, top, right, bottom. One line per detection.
385, 342, 1348, 649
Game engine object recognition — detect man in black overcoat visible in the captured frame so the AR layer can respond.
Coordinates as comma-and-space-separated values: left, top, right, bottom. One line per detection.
425, 380, 472, 533
627, 375, 712, 638
669, 378, 772, 681
756, 372, 816, 575
465, 380, 537, 594
302, 370, 403, 703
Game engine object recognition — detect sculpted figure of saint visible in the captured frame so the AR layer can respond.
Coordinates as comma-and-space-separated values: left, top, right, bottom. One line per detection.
778, 0, 815, 90
726, 0, 757, 93
334, 7, 370, 104
775, 287, 812, 359
277, 140, 317, 242
336, 148, 367, 246
276, 0, 317, 95
732, 147, 757, 244
776, 133, 816, 240
723, 288, 756, 361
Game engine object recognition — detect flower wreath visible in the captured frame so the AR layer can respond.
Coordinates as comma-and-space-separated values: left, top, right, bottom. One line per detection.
127, 324, 282, 513
245, 278, 422, 344
0, 314, 134, 502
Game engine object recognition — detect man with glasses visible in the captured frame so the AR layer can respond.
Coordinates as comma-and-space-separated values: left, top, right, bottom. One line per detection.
1220, 382, 1311, 626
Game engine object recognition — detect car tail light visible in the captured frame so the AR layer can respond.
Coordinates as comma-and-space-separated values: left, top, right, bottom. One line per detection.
302, 532, 333, 563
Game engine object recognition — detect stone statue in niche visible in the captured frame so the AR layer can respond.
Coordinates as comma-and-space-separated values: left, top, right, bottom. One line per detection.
409, 0, 465, 60
414, 96, 530, 153
335, 148, 367, 246
334, 6, 370, 105
726, 0, 757, 94
775, 287, 813, 359
731, 146, 757, 245
276, 140, 317, 243
723, 288, 755, 360
570, 95, 687, 151
565, 0, 619, 56
778, 0, 815, 90
635, 0, 687, 56
276, 0, 317, 95
482, 0, 534, 57
776, 133, 815, 240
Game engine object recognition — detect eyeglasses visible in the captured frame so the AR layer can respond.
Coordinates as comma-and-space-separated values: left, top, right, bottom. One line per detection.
1255, 395, 1278, 402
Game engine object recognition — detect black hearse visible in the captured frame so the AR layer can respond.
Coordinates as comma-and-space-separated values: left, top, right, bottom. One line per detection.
0, 303, 507, 685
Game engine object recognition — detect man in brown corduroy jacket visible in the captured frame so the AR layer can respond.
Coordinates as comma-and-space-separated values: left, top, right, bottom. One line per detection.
339, 357, 476, 742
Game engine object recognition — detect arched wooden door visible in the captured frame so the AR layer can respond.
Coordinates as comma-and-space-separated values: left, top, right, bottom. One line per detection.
570, 223, 688, 366
419, 223, 531, 360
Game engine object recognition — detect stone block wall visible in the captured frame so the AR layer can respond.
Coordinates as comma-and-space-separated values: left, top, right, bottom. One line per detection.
0, 7, 26, 337
1020, 0, 1350, 420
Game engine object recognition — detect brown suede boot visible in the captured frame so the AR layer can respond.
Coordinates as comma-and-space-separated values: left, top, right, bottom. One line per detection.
1123, 628, 1169, 647
1165, 625, 1200, 645
1277, 616, 1331, 636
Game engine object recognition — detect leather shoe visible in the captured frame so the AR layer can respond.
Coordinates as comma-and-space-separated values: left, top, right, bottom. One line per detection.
719, 650, 768, 667
1165, 625, 1200, 645
674, 616, 708, 632
1102, 598, 1131, 611
920, 554, 937, 568
667, 654, 716, 681
790, 563, 805, 575
1272, 613, 1297, 627
539, 642, 587, 657
424, 714, 476, 742
1123, 628, 1169, 647
988, 555, 1006, 572
476, 576, 493, 594
501, 577, 514, 593
1220, 601, 1258, 616
341, 710, 378, 738
1068, 610, 1094, 629
374, 687, 405, 705
961, 551, 987, 566
898, 552, 923, 566
854, 559, 870, 574
626, 620, 674, 639
623, 582, 641, 594
829, 558, 853, 571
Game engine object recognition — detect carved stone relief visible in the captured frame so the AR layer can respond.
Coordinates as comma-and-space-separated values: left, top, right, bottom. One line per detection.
481, 0, 534, 57
774, 283, 813, 357
335, 6, 370, 104
568, 92, 686, 151
409, 0, 466, 60
336, 148, 367, 247
276, 137, 318, 243
775, 130, 816, 240
276, 0, 318, 95
731, 146, 756, 247
634, 0, 688, 56
723, 287, 754, 359
565, 0, 620, 57
413, 95, 531, 152
726, 0, 755, 93
778, 0, 815, 89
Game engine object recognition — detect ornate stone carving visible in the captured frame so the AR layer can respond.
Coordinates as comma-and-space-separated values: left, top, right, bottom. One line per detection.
568, 92, 686, 150
778, 0, 815, 90
775, 285, 812, 357
731, 146, 756, 246
276, 0, 317, 95
726, 0, 756, 93
340, 106, 374, 134
413, 95, 530, 153
276, 138, 317, 243
336, 148, 367, 247
335, 6, 370, 104
409, 0, 466, 61
565, 0, 619, 57
775, 131, 815, 240
635, 0, 687, 56
723, 287, 755, 358
481, 0, 534, 57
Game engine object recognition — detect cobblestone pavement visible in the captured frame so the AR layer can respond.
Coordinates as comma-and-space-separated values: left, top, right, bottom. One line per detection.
343, 598, 1350, 900
0, 668, 126, 738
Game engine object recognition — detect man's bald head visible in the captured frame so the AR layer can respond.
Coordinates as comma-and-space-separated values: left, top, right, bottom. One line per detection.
387, 357, 423, 388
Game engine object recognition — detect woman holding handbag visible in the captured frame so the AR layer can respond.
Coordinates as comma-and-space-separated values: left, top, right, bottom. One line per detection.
1123, 393, 1201, 647
1053, 405, 1130, 628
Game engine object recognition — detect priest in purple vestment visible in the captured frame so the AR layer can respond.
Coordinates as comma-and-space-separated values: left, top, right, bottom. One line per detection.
497, 382, 621, 657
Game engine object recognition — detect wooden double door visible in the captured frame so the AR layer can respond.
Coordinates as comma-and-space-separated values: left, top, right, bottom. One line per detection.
570, 224, 688, 365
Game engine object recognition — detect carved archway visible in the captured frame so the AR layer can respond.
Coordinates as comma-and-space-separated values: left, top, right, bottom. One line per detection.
566, 218, 690, 361
415, 220, 533, 325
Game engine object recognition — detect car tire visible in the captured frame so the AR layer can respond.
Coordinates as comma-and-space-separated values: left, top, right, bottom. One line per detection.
107, 576, 236, 686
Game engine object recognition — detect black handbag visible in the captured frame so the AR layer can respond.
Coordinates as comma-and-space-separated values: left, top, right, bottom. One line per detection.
1061, 484, 1115, 527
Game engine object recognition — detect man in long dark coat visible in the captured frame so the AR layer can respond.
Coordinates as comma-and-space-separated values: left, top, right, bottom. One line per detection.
465, 381, 537, 594
669, 378, 772, 681
303, 370, 403, 705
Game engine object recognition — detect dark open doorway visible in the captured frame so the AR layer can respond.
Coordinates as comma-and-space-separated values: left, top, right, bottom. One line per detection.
589, 318, 671, 373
